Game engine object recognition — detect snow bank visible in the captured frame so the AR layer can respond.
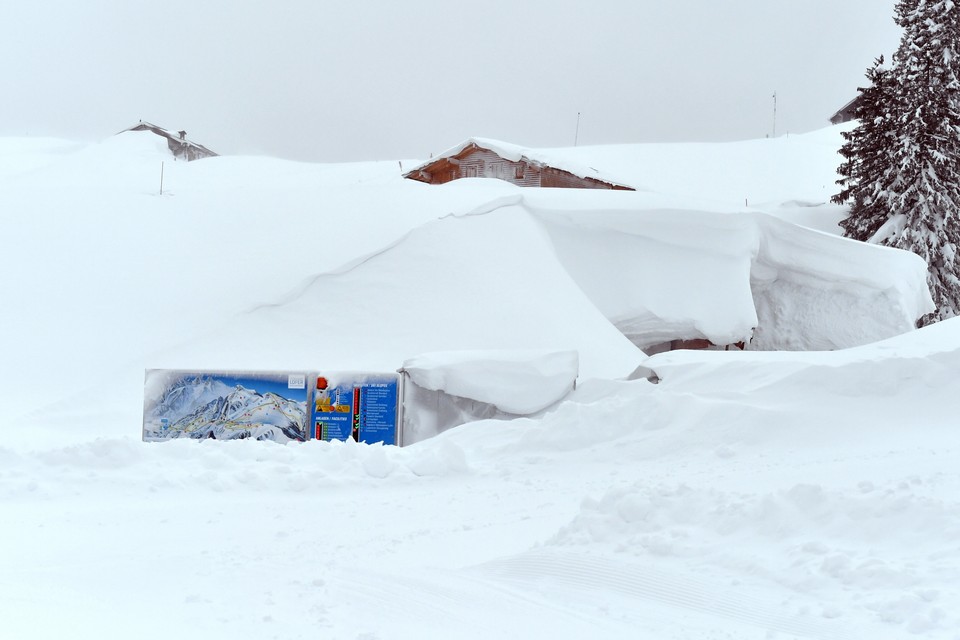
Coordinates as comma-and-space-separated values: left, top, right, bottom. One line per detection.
539, 124, 853, 210
7, 130, 175, 190
0, 126, 932, 451
493, 317, 960, 638
0, 137, 85, 179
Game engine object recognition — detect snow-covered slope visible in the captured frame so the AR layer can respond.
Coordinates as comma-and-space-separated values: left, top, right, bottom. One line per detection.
1, 126, 925, 425
543, 125, 852, 215
3, 316, 959, 640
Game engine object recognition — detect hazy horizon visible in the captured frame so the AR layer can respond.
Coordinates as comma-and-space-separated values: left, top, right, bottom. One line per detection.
2, 0, 903, 163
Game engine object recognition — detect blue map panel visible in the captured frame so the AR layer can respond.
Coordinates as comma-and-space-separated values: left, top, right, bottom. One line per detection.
312, 373, 400, 446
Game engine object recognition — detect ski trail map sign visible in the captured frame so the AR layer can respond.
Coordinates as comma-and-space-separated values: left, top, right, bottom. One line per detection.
143, 370, 401, 445
143, 370, 310, 442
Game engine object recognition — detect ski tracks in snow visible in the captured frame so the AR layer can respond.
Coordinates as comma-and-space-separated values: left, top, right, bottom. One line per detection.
313, 551, 860, 639
473, 551, 858, 640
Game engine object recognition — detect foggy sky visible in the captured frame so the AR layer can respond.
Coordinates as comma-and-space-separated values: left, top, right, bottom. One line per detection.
1, 1, 903, 163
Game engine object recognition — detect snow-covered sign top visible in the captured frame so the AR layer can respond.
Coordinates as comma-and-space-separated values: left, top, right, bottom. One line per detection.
400, 349, 579, 415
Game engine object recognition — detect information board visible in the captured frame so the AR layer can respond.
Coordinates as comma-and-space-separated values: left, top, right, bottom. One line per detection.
312, 373, 400, 446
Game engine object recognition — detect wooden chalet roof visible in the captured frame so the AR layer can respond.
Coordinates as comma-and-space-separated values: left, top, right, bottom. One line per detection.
404, 137, 636, 190
118, 121, 218, 159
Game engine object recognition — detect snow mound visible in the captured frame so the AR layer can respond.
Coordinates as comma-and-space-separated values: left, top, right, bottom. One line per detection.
10, 130, 174, 189
0, 137, 85, 180
150, 205, 643, 381
2, 435, 473, 503
545, 480, 959, 635
536, 124, 853, 209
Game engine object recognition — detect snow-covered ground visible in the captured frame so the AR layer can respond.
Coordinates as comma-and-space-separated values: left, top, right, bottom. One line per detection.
2, 127, 958, 639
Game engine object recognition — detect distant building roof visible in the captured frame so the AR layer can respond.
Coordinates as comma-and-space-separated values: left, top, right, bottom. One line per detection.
829, 96, 862, 125
118, 121, 218, 161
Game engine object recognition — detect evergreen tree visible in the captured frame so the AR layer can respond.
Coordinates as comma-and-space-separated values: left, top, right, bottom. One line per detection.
837, 0, 960, 324
885, 0, 960, 323
833, 57, 896, 241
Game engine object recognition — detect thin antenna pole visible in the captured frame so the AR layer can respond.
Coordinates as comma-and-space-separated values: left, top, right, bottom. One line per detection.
772, 91, 777, 138
160, 161, 164, 195
574, 112, 581, 147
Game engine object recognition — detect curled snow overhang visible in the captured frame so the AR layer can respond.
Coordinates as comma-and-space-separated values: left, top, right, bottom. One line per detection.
403, 137, 636, 190
751, 214, 933, 315
519, 192, 933, 352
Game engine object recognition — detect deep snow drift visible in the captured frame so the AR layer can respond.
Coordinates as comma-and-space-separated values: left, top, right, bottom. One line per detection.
1, 127, 958, 639
0, 127, 930, 434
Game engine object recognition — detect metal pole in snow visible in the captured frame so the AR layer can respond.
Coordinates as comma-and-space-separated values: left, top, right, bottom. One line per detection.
160, 161, 164, 195
772, 91, 777, 138
575, 112, 581, 147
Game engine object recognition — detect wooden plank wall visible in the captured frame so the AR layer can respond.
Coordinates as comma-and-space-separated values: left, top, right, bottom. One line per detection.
541, 167, 621, 190
457, 148, 541, 187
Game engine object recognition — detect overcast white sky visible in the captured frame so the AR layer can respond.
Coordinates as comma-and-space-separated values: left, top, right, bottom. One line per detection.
1, 1, 903, 163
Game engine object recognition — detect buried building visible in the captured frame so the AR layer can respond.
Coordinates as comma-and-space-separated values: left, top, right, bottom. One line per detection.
118, 121, 218, 161
403, 138, 635, 191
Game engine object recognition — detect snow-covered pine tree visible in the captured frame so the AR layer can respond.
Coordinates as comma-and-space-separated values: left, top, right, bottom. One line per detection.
833, 56, 896, 241
874, 0, 960, 323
